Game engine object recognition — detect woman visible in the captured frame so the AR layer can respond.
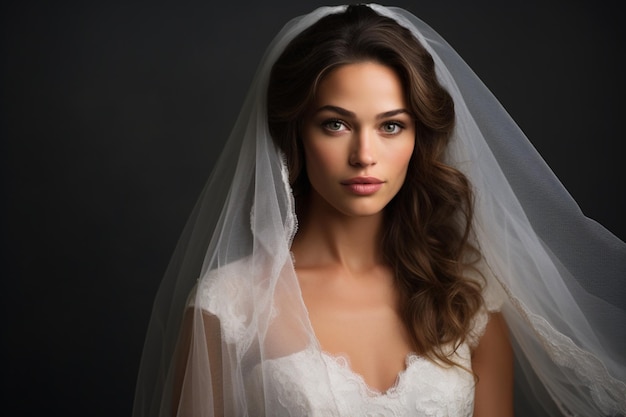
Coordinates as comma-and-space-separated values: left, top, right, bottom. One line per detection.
133, 4, 626, 416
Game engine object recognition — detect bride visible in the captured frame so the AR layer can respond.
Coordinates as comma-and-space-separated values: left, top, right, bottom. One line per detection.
133, 4, 626, 416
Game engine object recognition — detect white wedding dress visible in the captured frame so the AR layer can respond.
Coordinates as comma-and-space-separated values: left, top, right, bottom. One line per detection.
192, 257, 500, 417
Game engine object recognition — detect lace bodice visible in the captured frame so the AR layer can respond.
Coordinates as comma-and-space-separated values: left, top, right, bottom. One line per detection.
246, 344, 475, 417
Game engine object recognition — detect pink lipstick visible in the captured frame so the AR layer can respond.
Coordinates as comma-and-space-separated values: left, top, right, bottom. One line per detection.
341, 177, 384, 195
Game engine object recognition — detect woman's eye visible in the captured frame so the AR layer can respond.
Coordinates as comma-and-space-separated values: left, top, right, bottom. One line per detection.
322, 120, 346, 132
381, 122, 402, 134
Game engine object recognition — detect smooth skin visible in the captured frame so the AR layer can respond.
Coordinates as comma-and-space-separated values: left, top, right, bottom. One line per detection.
290, 62, 513, 416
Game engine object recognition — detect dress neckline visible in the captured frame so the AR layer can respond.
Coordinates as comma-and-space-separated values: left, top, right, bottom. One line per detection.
319, 349, 423, 397
290, 251, 419, 395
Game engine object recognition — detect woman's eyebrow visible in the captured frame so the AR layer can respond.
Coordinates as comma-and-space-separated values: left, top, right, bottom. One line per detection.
376, 109, 411, 120
314, 105, 410, 119
314, 105, 355, 118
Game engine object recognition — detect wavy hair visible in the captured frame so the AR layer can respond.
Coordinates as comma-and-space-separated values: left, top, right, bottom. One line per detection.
267, 4, 484, 367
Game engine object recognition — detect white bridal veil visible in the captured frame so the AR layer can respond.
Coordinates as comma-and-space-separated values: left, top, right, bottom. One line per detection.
132, 4, 626, 416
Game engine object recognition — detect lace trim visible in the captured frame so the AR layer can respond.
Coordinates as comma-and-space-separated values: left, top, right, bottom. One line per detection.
502, 286, 626, 416
320, 350, 422, 398
265, 346, 475, 416
278, 150, 298, 248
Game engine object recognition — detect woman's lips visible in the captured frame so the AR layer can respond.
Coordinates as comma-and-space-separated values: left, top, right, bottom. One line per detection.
341, 177, 384, 195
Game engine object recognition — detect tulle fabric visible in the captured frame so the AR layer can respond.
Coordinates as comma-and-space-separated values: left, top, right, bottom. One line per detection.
132, 4, 626, 416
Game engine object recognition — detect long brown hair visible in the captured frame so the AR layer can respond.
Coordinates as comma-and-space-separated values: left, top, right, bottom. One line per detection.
267, 4, 484, 366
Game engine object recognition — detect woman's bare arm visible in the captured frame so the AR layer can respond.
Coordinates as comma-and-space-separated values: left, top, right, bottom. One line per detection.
472, 312, 514, 417
172, 308, 224, 416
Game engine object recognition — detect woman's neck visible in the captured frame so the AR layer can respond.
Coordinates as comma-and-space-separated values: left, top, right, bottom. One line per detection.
291, 192, 386, 274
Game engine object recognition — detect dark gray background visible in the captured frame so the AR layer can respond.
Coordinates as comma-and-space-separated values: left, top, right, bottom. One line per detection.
2, 0, 624, 415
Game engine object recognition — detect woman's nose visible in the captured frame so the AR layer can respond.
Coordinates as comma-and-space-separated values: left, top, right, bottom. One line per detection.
349, 129, 377, 167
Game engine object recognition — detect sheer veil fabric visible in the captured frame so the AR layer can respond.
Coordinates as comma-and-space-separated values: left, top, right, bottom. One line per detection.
132, 4, 626, 416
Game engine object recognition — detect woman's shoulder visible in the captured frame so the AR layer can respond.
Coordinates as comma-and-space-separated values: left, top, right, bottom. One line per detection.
193, 256, 254, 303
187, 256, 256, 343
466, 266, 507, 349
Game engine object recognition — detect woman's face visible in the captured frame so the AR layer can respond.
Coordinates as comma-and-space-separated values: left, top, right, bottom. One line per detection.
301, 61, 415, 218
